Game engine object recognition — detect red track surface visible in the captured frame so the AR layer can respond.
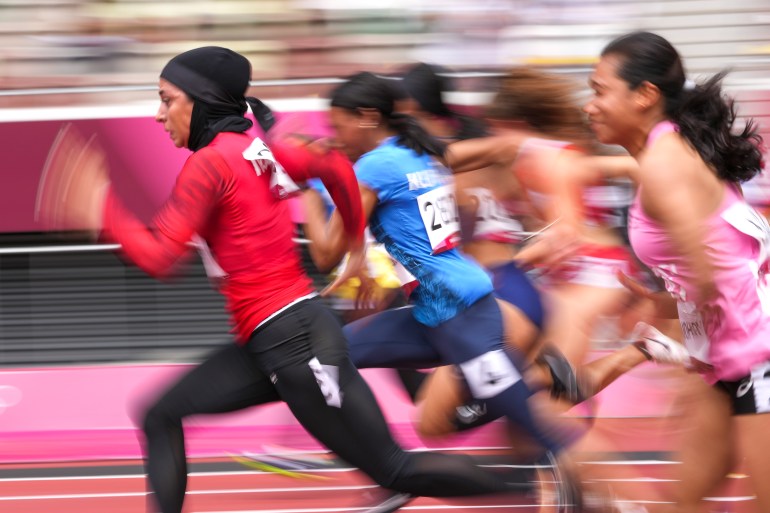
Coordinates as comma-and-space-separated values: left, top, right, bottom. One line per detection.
0, 438, 760, 513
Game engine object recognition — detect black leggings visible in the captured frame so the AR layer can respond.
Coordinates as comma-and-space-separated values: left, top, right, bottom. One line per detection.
142, 298, 513, 513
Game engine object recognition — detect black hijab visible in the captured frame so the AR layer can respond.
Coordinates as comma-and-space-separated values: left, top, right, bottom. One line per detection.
160, 46, 275, 151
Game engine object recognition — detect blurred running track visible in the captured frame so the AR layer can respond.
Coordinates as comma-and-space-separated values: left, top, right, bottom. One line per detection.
0, 442, 759, 513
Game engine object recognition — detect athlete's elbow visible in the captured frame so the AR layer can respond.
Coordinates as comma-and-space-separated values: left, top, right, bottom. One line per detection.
311, 251, 343, 274
133, 255, 182, 281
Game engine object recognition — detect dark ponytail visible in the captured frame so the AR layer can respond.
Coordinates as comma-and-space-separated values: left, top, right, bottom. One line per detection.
388, 112, 448, 158
603, 31, 764, 183
672, 74, 763, 183
330, 71, 447, 159
401, 62, 489, 141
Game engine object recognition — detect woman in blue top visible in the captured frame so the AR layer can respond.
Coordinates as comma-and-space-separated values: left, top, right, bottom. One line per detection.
305, 72, 570, 458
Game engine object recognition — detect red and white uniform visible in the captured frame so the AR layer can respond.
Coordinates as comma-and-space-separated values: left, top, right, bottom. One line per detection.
102, 132, 364, 343
517, 138, 636, 288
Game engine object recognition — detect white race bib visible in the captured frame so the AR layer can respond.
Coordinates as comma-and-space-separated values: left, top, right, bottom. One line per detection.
459, 350, 521, 399
416, 184, 461, 254
677, 300, 711, 364
722, 200, 770, 314
465, 187, 523, 242
722, 200, 770, 262
242, 137, 301, 200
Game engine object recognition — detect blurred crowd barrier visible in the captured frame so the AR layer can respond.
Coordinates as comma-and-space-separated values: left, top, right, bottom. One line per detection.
0, 0, 768, 106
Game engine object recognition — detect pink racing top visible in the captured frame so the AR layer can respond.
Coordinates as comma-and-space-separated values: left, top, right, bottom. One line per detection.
628, 121, 770, 382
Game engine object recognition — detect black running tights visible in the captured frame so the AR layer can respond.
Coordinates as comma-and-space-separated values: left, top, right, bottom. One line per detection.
142, 298, 513, 513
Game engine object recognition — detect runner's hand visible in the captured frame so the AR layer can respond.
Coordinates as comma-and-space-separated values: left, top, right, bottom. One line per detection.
320, 240, 369, 298
36, 123, 109, 239
616, 270, 679, 318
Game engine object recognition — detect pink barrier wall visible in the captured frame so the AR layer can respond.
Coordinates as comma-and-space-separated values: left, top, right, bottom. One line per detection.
0, 363, 507, 462
0, 107, 332, 233
0, 357, 683, 463
2, 92, 768, 234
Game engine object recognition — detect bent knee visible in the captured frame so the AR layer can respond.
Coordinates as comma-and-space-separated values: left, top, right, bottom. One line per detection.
142, 401, 181, 435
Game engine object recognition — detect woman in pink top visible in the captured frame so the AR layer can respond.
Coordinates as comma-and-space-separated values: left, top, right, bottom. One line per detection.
583, 31, 769, 512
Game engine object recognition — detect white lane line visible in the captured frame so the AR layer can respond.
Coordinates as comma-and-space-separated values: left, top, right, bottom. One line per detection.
589, 477, 678, 483
580, 460, 680, 465
0, 473, 145, 482
619, 496, 757, 504
0, 484, 379, 501
0, 491, 146, 500
0, 469, 347, 482
196, 506, 548, 513
704, 496, 757, 502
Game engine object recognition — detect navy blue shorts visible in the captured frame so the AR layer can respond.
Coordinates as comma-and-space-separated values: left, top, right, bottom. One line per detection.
345, 293, 506, 369
489, 261, 545, 330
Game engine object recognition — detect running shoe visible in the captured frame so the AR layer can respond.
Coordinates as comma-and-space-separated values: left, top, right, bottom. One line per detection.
538, 345, 586, 404
231, 452, 332, 480
630, 322, 691, 365
455, 401, 488, 424
359, 491, 415, 513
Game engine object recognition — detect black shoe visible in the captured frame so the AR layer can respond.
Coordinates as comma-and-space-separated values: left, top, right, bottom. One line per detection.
538, 345, 586, 404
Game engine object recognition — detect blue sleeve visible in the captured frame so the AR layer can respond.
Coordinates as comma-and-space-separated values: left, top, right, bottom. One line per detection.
354, 153, 400, 204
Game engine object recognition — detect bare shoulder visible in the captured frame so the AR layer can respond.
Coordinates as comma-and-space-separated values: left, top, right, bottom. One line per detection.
638, 131, 721, 218
638, 132, 700, 184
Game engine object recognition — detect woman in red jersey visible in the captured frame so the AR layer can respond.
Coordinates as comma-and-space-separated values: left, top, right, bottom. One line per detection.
37, 47, 534, 513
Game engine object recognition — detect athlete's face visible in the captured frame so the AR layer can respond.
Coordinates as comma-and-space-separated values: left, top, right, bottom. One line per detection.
328, 106, 369, 161
584, 54, 640, 149
156, 79, 194, 149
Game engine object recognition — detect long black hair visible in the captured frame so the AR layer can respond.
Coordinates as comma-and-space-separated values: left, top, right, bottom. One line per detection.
330, 71, 447, 159
602, 31, 764, 183
401, 62, 488, 140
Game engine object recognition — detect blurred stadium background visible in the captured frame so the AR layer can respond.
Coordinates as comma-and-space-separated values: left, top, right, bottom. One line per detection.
0, 0, 768, 367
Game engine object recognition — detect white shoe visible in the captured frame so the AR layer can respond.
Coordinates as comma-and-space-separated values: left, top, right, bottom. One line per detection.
631, 322, 690, 365
359, 491, 415, 513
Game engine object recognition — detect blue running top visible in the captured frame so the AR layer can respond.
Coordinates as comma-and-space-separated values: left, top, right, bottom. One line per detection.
355, 137, 492, 326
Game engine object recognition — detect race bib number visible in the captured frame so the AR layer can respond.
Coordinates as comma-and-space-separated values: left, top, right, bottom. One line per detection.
677, 301, 711, 364
416, 184, 461, 254
466, 187, 523, 242
459, 350, 521, 399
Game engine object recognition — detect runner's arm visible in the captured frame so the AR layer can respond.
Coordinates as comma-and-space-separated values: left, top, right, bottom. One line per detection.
101, 152, 222, 278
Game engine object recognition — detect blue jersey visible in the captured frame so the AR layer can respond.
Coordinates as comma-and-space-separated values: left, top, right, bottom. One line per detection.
355, 137, 493, 326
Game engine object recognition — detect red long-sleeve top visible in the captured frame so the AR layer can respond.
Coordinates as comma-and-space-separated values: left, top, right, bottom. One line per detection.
102, 132, 364, 343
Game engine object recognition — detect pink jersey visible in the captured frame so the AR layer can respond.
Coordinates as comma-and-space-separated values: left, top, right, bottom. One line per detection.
628, 122, 770, 382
